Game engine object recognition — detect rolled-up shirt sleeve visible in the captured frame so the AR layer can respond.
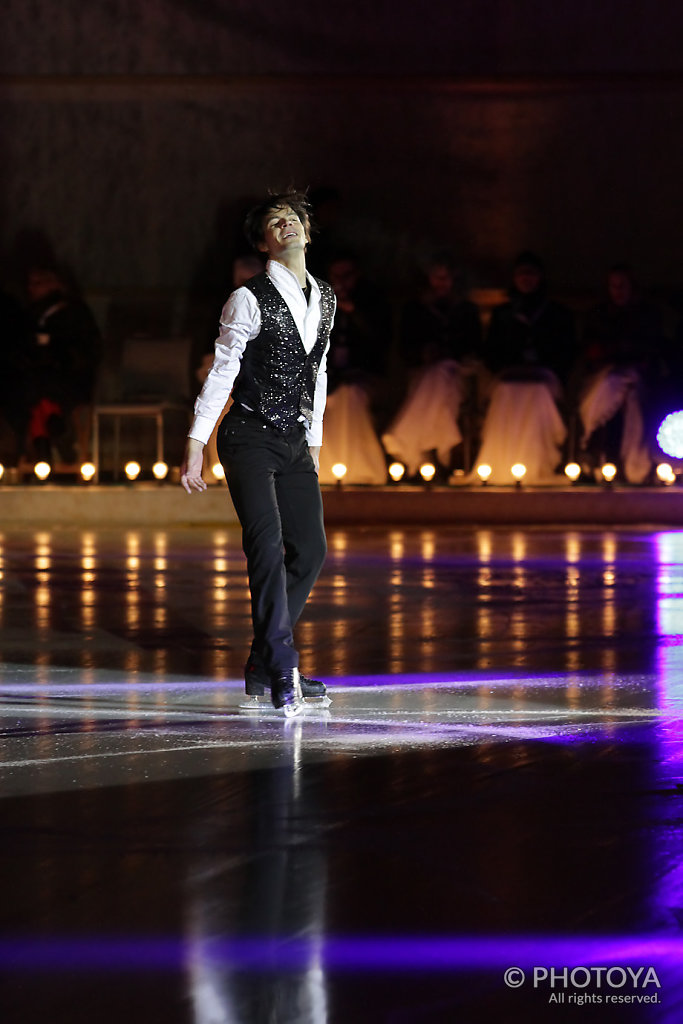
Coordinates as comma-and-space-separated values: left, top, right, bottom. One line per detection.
188, 288, 260, 444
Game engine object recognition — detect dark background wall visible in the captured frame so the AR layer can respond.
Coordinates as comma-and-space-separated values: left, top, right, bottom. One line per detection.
2, 0, 683, 314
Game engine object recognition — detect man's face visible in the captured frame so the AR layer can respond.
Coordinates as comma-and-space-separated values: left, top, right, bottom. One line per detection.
328, 259, 358, 300
27, 270, 61, 302
427, 265, 453, 299
258, 205, 309, 259
513, 264, 542, 295
607, 271, 632, 307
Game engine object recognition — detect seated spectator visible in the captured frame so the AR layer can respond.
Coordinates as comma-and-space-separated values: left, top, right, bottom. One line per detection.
320, 254, 390, 484
400, 253, 482, 369
470, 252, 576, 483
484, 251, 576, 393
384, 255, 483, 477
24, 266, 102, 463
577, 264, 664, 482
326, 253, 390, 394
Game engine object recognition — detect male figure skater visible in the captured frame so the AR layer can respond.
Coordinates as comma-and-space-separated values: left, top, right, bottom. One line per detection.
181, 192, 335, 716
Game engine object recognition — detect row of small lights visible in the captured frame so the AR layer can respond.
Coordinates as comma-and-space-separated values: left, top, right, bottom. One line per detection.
332, 460, 679, 486
0, 460, 229, 483
0, 459, 678, 486
0, 461, 173, 483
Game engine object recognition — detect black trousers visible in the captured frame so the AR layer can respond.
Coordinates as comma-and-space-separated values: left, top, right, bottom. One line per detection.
217, 411, 327, 678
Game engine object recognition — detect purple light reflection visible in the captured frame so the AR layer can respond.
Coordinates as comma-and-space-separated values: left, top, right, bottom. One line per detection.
0, 670, 611, 696
654, 531, 683, 711
0, 679, 245, 696
324, 671, 582, 689
0, 933, 680, 972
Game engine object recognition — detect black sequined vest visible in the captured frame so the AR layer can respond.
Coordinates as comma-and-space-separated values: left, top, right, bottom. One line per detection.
231, 272, 335, 431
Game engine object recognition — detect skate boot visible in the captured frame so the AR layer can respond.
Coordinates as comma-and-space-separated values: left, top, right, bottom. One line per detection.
270, 667, 304, 718
241, 656, 332, 709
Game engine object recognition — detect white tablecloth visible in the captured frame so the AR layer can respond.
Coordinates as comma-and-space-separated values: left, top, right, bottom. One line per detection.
382, 360, 463, 475
471, 380, 567, 484
319, 383, 387, 485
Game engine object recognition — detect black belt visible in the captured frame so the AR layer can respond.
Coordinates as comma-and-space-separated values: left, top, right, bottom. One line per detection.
227, 406, 304, 436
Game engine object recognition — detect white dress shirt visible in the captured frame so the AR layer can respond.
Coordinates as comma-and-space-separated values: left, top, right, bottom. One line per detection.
188, 259, 332, 447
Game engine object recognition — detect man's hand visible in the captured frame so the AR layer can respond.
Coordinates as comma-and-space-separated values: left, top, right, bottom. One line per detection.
309, 445, 321, 473
180, 438, 208, 494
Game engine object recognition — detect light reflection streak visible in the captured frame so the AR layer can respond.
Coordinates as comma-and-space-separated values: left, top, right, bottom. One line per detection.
33, 532, 52, 654
35, 585, 50, 637
331, 530, 347, 556
389, 530, 404, 562
35, 531, 50, 556
655, 532, 683, 711
0, 933, 678, 971
0, 669, 656, 697
420, 530, 435, 562
126, 530, 140, 637
509, 609, 527, 667
602, 532, 617, 564
387, 530, 406, 672
511, 531, 526, 564
125, 649, 141, 675
420, 603, 436, 671
80, 534, 97, 650
507, 534, 528, 666
565, 532, 581, 564
476, 532, 494, 669
600, 531, 618, 675
388, 593, 405, 673
565, 675, 581, 708
81, 600, 95, 632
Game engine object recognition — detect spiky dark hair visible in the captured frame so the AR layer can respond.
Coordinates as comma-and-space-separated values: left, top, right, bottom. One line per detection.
243, 190, 312, 251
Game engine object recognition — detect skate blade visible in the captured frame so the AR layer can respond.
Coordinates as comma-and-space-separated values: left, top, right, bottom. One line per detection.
238, 695, 304, 717
239, 694, 331, 711
238, 696, 272, 711
304, 695, 332, 708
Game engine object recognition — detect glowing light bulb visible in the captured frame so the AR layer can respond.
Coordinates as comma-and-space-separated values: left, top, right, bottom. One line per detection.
657, 410, 683, 458
656, 462, 676, 485
419, 462, 436, 482
331, 463, 347, 481
125, 461, 141, 481
34, 461, 51, 481
0, 464, 4, 481
601, 463, 617, 483
477, 463, 492, 483
388, 462, 405, 482
212, 462, 225, 480
152, 461, 168, 480
564, 462, 581, 483
80, 462, 96, 482
511, 463, 527, 482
